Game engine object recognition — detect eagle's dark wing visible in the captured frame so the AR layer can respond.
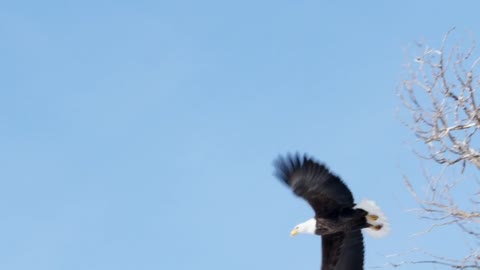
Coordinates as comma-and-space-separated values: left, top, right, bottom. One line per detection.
321, 231, 364, 270
274, 154, 354, 217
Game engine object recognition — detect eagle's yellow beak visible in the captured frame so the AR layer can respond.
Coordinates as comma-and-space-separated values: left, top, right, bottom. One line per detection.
290, 228, 299, 237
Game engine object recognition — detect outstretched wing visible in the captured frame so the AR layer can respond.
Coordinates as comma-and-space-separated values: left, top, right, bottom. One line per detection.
321, 231, 364, 270
274, 153, 354, 217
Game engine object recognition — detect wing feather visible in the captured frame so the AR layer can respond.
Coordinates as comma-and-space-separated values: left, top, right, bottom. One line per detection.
274, 153, 354, 216
321, 231, 364, 270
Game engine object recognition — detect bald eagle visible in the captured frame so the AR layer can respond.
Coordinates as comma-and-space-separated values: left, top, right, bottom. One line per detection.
274, 154, 389, 270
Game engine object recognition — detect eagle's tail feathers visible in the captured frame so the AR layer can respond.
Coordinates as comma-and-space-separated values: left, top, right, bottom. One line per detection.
354, 199, 390, 238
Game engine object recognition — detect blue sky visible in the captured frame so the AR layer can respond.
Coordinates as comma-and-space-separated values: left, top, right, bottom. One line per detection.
1, 1, 480, 269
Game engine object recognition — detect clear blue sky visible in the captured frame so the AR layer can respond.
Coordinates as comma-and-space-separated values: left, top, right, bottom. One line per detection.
1, 1, 479, 269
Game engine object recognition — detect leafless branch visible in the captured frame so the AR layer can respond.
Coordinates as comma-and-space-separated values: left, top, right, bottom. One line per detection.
396, 29, 480, 269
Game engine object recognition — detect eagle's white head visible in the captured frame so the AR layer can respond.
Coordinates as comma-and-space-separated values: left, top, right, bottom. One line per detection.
290, 218, 316, 237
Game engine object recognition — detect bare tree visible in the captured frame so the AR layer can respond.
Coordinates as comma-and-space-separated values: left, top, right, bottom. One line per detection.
396, 28, 480, 269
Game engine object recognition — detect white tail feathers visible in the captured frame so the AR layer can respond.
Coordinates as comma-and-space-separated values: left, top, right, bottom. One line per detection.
354, 199, 390, 238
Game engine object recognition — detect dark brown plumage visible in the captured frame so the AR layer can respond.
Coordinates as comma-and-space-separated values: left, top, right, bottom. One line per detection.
274, 153, 371, 270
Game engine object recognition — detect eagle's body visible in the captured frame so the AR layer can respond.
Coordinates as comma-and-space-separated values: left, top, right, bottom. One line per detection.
274, 154, 389, 270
